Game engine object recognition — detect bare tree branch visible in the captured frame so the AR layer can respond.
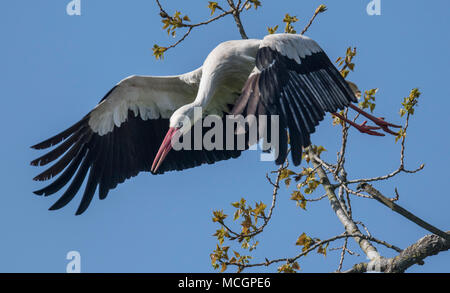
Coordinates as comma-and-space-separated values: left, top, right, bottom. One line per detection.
358, 183, 450, 241
306, 147, 381, 262
344, 231, 450, 273
224, 233, 401, 271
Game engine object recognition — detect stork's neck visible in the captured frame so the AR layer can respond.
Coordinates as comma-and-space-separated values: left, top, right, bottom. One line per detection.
193, 39, 262, 111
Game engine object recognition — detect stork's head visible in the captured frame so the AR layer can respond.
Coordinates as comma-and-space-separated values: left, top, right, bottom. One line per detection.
169, 104, 199, 131
151, 104, 200, 173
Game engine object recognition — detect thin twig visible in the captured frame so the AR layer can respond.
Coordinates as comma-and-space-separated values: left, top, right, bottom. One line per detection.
225, 163, 285, 241
337, 238, 348, 272
226, 0, 248, 39
300, 6, 325, 35
224, 233, 397, 270
356, 221, 372, 238
225, 233, 354, 269
344, 112, 424, 185
154, 0, 236, 53
335, 109, 350, 176
306, 193, 327, 202
313, 155, 373, 199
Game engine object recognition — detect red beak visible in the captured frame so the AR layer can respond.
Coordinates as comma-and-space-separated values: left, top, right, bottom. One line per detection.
151, 127, 178, 173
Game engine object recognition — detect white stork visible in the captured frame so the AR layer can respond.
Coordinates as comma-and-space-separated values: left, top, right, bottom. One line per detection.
31, 33, 399, 215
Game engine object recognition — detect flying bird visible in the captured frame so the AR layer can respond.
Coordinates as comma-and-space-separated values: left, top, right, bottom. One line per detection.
31, 33, 400, 215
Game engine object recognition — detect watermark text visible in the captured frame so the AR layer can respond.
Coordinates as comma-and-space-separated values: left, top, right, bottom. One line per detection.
66, 0, 81, 16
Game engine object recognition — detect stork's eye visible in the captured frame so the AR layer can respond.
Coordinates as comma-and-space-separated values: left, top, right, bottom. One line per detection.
176, 122, 184, 129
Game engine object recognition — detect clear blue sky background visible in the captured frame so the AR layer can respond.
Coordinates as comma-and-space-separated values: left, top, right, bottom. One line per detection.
1, 0, 449, 273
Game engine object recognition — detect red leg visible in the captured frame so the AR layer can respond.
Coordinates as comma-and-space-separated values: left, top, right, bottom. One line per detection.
332, 112, 385, 136
348, 104, 401, 135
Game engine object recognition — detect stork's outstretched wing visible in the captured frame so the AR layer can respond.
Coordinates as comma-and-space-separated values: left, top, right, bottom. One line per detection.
31, 68, 241, 215
232, 34, 357, 165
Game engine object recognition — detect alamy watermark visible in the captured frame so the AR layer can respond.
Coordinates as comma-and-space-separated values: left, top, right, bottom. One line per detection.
66, 250, 81, 273
169, 107, 281, 162
66, 0, 81, 16
65, 1, 381, 17
366, 0, 381, 16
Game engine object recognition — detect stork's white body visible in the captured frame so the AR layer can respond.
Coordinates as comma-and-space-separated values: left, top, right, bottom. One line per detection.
194, 39, 260, 113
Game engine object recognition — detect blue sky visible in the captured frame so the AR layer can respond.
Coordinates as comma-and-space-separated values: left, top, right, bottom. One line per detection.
1, 0, 449, 273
